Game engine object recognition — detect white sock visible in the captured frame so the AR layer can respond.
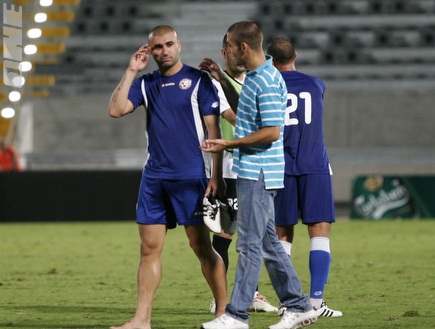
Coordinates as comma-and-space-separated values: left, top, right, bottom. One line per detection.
310, 237, 330, 252
280, 240, 292, 256
310, 298, 323, 309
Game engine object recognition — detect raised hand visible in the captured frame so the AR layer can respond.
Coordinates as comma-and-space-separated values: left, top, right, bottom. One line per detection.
129, 44, 150, 73
199, 58, 225, 81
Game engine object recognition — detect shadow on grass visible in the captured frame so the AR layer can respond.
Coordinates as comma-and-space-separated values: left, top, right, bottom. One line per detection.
0, 305, 130, 328
0, 304, 212, 329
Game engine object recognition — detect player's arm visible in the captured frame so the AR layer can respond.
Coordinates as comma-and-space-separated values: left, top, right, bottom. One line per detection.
217, 77, 239, 115
200, 58, 239, 113
214, 80, 236, 126
201, 126, 281, 153
108, 45, 150, 118
230, 126, 280, 146
221, 108, 236, 126
203, 114, 225, 198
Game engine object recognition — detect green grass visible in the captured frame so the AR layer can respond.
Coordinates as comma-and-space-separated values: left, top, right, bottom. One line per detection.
0, 220, 434, 328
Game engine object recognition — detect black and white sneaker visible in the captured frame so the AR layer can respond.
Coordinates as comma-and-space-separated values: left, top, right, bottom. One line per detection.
313, 300, 343, 317
219, 199, 237, 235
203, 196, 221, 234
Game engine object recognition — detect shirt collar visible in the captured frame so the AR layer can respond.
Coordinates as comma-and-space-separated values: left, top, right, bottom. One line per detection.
246, 54, 273, 76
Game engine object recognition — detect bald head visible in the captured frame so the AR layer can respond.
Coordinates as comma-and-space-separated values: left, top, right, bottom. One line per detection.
148, 25, 178, 41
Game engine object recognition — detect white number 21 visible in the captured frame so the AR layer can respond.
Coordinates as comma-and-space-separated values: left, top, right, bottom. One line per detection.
285, 92, 312, 126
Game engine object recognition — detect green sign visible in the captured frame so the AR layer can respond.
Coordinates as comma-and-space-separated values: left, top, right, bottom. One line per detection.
350, 175, 416, 219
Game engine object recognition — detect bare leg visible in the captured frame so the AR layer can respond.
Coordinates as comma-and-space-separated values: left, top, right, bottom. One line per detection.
276, 224, 295, 243
307, 222, 330, 239
110, 224, 167, 329
185, 224, 227, 317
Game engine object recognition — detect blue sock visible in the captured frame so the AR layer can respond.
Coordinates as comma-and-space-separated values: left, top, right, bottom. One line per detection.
309, 237, 331, 302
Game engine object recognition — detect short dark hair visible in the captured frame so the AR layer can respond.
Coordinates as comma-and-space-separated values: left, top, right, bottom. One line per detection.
222, 34, 228, 49
227, 20, 263, 50
266, 37, 296, 65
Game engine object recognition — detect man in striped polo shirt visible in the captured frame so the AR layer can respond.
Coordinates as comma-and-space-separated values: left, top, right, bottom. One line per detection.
208, 33, 279, 314
200, 21, 316, 329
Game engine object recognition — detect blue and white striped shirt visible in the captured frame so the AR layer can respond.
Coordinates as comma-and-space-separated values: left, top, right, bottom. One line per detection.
233, 55, 287, 189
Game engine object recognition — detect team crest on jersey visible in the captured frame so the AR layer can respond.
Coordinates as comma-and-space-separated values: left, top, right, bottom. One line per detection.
179, 78, 192, 90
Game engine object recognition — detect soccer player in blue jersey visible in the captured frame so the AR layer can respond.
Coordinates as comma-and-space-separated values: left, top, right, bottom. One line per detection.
266, 37, 343, 318
199, 21, 316, 329
108, 25, 227, 329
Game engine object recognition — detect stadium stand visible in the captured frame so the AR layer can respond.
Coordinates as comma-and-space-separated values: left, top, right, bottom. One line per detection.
35, 0, 257, 95
31, 0, 435, 93
254, 0, 435, 87
17, 0, 435, 207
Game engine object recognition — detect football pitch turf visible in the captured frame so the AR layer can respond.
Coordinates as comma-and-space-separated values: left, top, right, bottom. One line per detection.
0, 219, 434, 328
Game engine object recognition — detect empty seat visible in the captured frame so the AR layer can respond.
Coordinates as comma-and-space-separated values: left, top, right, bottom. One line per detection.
338, 0, 371, 15
295, 31, 331, 48
344, 31, 377, 47
375, 29, 422, 47
420, 28, 435, 45
400, 0, 435, 14
370, 47, 435, 64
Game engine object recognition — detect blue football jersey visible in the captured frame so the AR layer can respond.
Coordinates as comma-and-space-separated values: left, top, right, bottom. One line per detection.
281, 71, 331, 175
128, 65, 220, 179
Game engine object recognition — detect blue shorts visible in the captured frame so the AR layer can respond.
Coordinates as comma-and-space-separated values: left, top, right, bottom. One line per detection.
274, 173, 336, 226
136, 175, 208, 228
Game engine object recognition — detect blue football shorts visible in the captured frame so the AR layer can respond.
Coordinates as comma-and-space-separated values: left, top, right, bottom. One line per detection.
274, 173, 336, 226
136, 175, 208, 228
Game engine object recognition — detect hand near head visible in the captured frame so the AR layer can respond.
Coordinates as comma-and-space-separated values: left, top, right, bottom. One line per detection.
129, 45, 150, 73
199, 58, 226, 82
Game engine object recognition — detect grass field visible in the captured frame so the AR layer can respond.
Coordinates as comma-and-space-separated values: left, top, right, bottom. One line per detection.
0, 219, 434, 329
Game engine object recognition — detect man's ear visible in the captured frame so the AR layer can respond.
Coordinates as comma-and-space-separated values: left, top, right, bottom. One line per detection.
221, 48, 226, 59
241, 42, 248, 53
